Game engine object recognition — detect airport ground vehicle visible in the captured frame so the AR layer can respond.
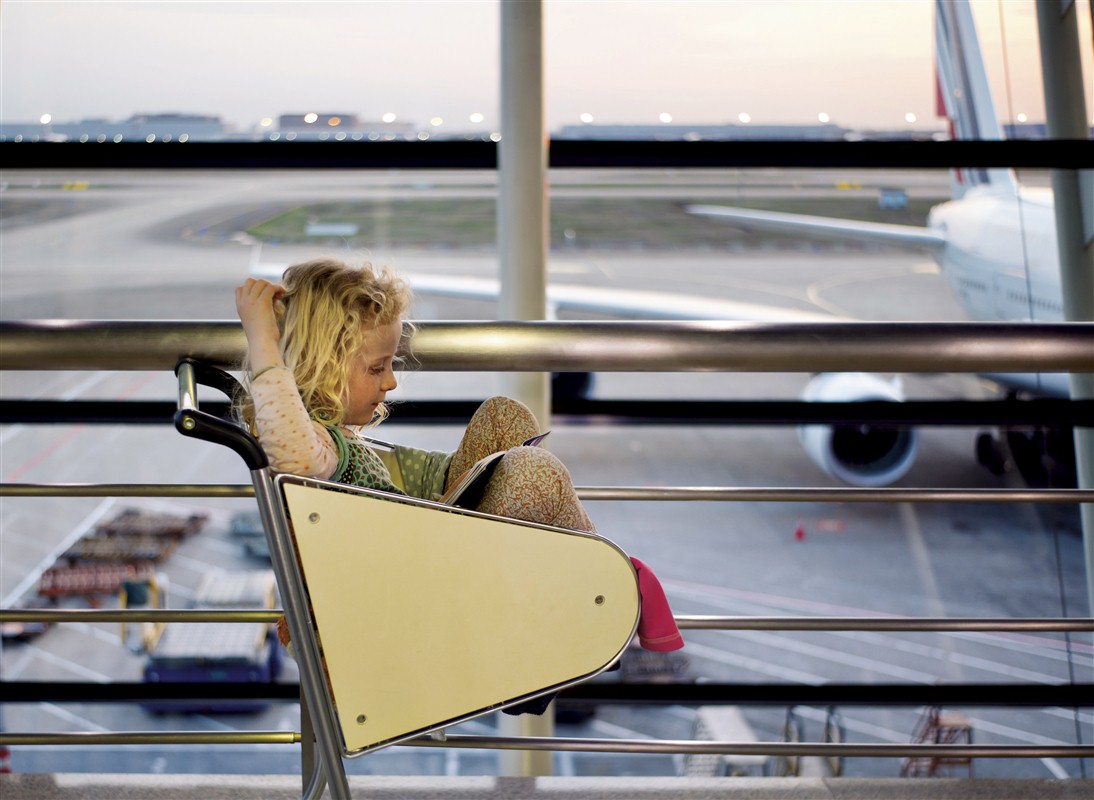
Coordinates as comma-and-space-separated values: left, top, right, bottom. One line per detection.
141, 570, 281, 714
230, 510, 270, 560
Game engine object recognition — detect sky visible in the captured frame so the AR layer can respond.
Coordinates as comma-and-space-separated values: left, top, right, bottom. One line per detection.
1, 0, 1091, 134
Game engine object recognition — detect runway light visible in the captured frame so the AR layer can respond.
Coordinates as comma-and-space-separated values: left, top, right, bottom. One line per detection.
659, 112, 673, 123
39, 114, 52, 125
489, 132, 502, 142
469, 112, 485, 124
738, 112, 751, 124
579, 113, 594, 124
382, 112, 397, 123
327, 116, 342, 126
430, 117, 443, 127
1016, 113, 1027, 123
905, 112, 917, 123
818, 112, 830, 123
304, 113, 318, 124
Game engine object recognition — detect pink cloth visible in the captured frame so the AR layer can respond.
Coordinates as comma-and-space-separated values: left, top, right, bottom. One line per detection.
630, 557, 684, 652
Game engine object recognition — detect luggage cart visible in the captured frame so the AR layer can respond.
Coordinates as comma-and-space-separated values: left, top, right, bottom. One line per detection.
175, 359, 641, 800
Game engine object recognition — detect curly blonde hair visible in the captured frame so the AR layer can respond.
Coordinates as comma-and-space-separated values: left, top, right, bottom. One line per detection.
239, 257, 412, 429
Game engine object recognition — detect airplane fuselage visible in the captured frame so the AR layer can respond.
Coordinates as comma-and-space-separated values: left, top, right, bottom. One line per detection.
928, 185, 1070, 397
928, 186, 1063, 323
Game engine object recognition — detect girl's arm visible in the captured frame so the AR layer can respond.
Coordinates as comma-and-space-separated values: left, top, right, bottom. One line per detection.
236, 279, 339, 479
235, 278, 285, 374
250, 370, 340, 478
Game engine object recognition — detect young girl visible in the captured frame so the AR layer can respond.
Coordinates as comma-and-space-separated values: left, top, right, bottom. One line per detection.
235, 258, 683, 701
235, 258, 597, 530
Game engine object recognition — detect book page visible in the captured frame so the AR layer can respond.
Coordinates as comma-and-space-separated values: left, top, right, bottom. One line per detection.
441, 432, 550, 508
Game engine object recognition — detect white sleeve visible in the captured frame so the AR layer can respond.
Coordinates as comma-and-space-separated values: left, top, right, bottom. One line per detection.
249, 367, 339, 479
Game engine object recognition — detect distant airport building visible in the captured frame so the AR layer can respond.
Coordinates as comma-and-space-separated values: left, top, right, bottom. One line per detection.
9, 112, 1032, 144
0, 113, 228, 142
267, 113, 415, 140
278, 113, 358, 131
554, 122, 852, 141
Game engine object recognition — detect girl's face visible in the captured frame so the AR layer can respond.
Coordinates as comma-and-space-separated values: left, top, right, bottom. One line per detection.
343, 318, 402, 426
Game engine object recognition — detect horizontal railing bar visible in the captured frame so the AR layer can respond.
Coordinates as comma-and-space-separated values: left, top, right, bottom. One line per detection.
3, 320, 1093, 373
4, 681, 1090, 707
5, 398, 1093, 428
4, 607, 1089, 632
5, 483, 1094, 503
412, 734, 1094, 759
4, 139, 1092, 170
674, 616, 1094, 632
0, 609, 280, 623
0, 483, 256, 498
0, 732, 300, 746
559, 683, 1094, 708
0, 682, 303, 704
2, 731, 1090, 760
577, 487, 1094, 503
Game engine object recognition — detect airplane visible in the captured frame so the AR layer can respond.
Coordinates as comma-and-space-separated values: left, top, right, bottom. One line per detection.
683, 0, 1077, 488
254, 0, 1080, 488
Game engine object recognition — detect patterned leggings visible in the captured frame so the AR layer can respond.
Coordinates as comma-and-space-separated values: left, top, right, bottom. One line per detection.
446, 396, 596, 534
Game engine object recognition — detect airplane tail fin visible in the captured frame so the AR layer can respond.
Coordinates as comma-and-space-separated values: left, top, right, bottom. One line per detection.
934, 0, 1018, 198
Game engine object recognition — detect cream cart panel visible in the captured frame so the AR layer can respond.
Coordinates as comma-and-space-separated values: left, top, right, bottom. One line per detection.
277, 476, 640, 756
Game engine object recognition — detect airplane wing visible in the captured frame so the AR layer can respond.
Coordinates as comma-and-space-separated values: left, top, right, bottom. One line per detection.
249, 263, 833, 322
686, 204, 948, 250
405, 273, 835, 322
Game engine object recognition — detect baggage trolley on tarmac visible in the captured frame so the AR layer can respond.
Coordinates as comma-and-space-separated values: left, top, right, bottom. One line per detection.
175, 359, 641, 800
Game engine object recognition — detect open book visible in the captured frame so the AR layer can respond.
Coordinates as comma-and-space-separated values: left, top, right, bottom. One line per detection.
440, 432, 550, 510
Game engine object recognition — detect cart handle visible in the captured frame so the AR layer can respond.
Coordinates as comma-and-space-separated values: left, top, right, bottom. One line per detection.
174, 358, 268, 471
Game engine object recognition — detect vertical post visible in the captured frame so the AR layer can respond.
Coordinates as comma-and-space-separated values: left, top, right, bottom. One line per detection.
497, 0, 554, 777
498, 0, 551, 428
1035, 0, 1094, 614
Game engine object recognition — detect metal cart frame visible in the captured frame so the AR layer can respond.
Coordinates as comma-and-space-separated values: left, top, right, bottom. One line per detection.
175, 359, 640, 799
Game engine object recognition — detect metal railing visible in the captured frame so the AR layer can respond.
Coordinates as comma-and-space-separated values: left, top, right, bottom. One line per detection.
1, 319, 1093, 774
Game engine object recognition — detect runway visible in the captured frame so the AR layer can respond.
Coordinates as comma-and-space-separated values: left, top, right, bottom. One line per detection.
1, 168, 1089, 779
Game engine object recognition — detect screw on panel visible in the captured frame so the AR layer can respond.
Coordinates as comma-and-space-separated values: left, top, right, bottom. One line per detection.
356, 714, 367, 725
595, 595, 605, 605
309, 513, 320, 523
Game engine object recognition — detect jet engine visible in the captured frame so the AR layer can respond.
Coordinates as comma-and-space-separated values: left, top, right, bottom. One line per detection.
798, 373, 918, 487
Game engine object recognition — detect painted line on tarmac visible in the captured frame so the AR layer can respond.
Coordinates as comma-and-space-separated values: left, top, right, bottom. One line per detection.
706, 628, 939, 683
666, 581, 1091, 670
1, 497, 116, 608
38, 702, 112, 733
16, 642, 115, 682
824, 629, 1085, 683
0, 371, 116, 448
681, 640, 827, 684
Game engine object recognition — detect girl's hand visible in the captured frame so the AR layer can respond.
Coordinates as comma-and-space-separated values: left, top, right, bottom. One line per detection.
235, 278, 285, 370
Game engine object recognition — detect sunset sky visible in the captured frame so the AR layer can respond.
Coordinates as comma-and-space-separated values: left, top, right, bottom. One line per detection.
2, 1, 1090, 133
